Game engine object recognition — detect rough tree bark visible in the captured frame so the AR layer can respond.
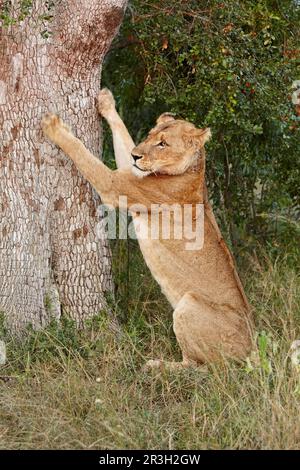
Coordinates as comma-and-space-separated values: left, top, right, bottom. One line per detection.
0, 0, 127, 331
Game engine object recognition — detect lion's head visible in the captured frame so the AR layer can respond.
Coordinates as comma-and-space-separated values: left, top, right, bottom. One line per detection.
131, 114, 211, 178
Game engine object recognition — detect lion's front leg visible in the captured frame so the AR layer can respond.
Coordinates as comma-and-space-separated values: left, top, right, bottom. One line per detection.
98, 88, 135, 170
42, 113, 115, 197
42, 113, 150, 209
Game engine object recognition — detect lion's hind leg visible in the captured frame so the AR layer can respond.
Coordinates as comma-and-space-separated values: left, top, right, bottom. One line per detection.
144, 292, 252, 371
173, 292, 252, 365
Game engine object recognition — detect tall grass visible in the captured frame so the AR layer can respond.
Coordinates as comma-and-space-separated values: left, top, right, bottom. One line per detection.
0, 246, 299, 449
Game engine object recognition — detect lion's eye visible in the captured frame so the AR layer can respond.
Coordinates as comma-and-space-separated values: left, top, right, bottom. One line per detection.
157, 141, 167, 148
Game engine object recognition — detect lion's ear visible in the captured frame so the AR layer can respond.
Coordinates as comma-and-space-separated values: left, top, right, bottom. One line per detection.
184, 127, 211, 148
156, 112, 176, 125
198, 127, 212, 145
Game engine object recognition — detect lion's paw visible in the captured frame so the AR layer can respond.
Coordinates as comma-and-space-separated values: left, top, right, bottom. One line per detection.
97, 88, 116, 117
42, 113, 70, 141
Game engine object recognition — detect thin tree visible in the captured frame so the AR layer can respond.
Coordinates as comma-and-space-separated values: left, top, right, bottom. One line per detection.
0, 0, 127, 331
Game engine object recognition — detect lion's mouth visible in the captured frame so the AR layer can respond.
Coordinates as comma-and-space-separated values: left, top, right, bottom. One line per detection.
132, 164, 152, 178
133, 163, 149, 172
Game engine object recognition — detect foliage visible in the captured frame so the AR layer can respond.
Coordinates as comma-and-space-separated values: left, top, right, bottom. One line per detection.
0, 0, 55, 36
0, 0, 32, 25
103, 0, 300, 255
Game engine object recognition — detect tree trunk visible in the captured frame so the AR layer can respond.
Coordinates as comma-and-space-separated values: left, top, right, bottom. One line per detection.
0, 0, 127, 332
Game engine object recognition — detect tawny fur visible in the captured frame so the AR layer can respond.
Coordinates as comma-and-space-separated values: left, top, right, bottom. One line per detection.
42, 88, 254, 370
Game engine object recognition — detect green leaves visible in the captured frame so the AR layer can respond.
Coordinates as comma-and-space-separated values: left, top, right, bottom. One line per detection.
0, 0, 54, 36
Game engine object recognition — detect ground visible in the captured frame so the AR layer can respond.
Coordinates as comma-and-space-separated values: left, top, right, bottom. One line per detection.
0, 243, 300, 449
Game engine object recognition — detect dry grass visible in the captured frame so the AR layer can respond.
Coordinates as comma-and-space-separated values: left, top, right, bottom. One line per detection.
0, 248, 300, 449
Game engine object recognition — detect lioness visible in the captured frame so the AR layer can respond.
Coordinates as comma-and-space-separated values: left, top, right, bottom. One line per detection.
42, 89, 253, 369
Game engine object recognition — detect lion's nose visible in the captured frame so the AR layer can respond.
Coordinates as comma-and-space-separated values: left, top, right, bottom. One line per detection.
131, 153, 143, 162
